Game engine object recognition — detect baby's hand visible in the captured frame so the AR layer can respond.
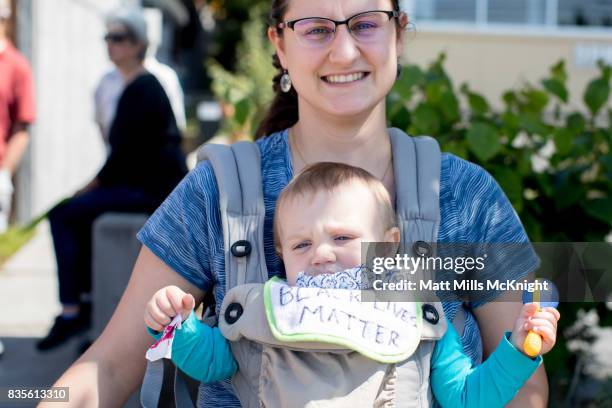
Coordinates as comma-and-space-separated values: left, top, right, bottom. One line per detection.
144, 285, 195, 332
510, 303, 560, 357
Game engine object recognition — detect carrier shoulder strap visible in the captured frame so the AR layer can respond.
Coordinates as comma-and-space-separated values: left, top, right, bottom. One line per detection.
388, 128, 440, 245
197, 141, 269, 290
388, 128, 443, 408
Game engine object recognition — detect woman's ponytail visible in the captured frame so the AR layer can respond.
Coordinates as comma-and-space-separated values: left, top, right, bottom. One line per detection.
254, 53, 298, 139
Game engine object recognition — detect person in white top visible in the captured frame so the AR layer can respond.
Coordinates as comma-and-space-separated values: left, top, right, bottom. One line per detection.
93, 7, 186, 151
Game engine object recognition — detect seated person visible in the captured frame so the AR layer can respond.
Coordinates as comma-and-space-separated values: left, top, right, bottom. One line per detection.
144, 162, 560, 407
37, 6, 187, 351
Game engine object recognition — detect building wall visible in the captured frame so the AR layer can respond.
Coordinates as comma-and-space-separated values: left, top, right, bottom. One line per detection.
15, 0, 123, 221
403, 24, 612, 111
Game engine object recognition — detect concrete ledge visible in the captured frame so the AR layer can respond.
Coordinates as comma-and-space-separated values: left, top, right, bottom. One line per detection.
92, 213, 149, 339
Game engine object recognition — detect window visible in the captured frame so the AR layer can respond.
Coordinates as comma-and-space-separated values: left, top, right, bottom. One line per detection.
405, 0, 612, 28
558, 0, 612, 27
412, 0, 477, 22
488, 0, 546, 24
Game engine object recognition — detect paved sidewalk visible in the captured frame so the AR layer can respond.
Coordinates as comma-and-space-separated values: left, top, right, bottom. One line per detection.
0, 221, 59, 337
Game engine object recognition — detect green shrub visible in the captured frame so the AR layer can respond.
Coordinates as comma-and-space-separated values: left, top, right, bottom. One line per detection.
389, 55, 612, 243
207, 4, 274, 141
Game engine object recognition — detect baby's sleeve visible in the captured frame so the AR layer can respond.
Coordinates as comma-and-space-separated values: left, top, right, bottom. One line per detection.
170, 311, 238, 382
430, 319, 541, 407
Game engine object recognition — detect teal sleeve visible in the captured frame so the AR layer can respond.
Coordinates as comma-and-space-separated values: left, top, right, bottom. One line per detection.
147, 311, 238, 382
431, 319, 542, 408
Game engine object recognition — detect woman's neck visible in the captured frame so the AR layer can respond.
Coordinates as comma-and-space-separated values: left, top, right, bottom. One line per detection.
290, 101, 395, 200
293, 101, 390, 162
117, 60, 146, 83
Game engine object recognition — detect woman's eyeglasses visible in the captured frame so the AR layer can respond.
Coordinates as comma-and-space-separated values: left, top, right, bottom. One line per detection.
104, 32, 131, 44
277, 10, 400, 48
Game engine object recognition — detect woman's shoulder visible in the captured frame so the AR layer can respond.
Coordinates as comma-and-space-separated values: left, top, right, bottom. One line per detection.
255, 129, 291, 182
255, 129, 289, 159
439, 153, 530, 244
188, 159, 220, 201
440, 152, 500, 204
123, 72, 165, 97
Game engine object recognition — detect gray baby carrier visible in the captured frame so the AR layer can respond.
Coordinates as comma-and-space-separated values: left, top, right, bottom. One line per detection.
141, 128, 446, 408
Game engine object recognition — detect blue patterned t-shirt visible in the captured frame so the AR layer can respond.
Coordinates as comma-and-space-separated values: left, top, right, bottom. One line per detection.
138, 129, 539, 407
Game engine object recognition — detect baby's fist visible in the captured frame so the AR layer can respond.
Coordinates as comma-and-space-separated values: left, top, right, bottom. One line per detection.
510, 303, 560, 357
144, 286, 196, 332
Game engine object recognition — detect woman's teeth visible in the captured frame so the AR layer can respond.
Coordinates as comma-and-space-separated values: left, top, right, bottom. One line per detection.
324, 72, 366, 84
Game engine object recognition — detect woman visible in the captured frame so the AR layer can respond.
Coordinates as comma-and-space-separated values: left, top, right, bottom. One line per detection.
37, 7, 187, 351
44, 0, 547, 406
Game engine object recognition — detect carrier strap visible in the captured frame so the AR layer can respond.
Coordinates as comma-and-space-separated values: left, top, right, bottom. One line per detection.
389, 128, 440, 246
198, 141, 269, 291
388, 129, 442, 408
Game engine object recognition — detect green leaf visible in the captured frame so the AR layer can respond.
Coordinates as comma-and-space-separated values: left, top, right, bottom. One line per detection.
550, 60, 568, 84
522, 88, 549, 113
393, 65, 424, 97
553, 129, 573, 156
522, 212, 543, 242
502, 91, 518, 109
411, 104, 441, 136
443, 141, 468, 158
555, 183, 583, 210
567, 112, 586, 134
440, 91, 460, 122
517, 151, 532, 176
542, 78, 568, 103
536, 174, 555, 198
600, 154, 612, 172
425, 82, 445, 104
584, 78, 610, 116
234, 99, 251, 126
501, 111, 519, 131
518, 113, 549, 136
466, 122, 501, 162
461, 83, 490, 115
388, 104, 411, 133
582, 198, 612, 223
493, 168, 523, 212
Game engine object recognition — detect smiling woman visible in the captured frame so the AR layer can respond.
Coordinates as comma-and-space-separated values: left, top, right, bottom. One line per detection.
45, 1, 548, 407
259, 0, 407, 136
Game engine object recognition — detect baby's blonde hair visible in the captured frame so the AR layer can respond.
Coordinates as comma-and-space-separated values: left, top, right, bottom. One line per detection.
274, 162, 397, 253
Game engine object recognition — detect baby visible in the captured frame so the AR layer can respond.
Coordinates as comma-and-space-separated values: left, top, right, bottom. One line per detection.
145, 162, 560, 406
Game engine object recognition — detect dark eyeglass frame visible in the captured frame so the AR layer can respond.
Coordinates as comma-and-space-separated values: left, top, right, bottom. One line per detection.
104, 32, 133, 44
277, 10, 399, 32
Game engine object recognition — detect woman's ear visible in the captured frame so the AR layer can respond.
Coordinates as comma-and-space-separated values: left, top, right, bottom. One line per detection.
268, 27, 288, 68
396, 12, 409, 58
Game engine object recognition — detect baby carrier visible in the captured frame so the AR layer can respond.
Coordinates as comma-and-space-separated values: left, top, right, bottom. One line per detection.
141, 128, 447, 408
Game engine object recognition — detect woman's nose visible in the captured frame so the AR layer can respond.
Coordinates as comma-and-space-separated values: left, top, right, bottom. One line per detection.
311, 243, 337, 265
328, 26, 360, 64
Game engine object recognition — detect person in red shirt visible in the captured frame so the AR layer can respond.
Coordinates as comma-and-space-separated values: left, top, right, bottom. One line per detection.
0, 2, 35, 233
0, 0, 35, 359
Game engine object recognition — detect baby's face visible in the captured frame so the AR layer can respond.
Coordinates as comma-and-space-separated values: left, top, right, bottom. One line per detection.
277, 180, 398, 284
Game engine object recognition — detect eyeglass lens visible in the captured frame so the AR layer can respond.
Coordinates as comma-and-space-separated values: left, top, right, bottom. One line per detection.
293, 11, 392, 46
104, 33, 130, 43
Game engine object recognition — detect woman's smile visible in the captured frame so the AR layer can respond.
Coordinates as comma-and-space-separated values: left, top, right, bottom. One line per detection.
321, 71, 370, 85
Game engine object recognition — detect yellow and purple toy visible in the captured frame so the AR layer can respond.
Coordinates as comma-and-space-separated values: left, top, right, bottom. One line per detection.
522, 279, 559, 357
